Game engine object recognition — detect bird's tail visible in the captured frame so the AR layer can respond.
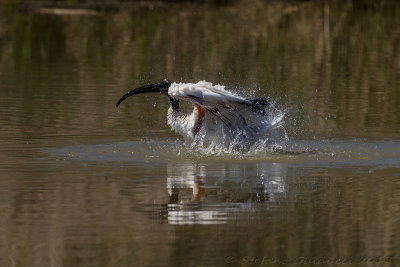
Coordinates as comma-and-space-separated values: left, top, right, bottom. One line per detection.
247, 98, 270, 115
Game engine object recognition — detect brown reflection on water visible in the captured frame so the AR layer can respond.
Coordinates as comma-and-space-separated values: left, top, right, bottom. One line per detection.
0, 157, 399, 266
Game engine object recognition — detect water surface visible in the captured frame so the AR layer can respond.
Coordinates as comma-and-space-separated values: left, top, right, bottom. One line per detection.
0, 1, 399, 266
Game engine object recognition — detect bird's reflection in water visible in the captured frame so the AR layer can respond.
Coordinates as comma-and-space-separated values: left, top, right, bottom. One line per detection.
165, 162, 287, 224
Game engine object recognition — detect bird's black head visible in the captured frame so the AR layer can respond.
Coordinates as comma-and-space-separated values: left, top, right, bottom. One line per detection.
116, 79, 171, 107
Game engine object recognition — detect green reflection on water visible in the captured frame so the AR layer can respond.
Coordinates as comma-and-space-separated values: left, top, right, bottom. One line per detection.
0, 1, 399, 139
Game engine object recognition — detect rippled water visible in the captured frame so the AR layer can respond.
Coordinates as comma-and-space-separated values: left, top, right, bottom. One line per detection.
1, 1, 400, 266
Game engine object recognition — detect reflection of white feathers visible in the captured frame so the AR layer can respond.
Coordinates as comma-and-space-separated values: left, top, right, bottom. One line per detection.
166, 162, 287, 225
167, 81, 287, 151
166, 163, 227, 225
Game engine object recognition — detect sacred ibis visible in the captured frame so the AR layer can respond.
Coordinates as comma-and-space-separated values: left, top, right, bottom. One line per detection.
116, 79, 283, 144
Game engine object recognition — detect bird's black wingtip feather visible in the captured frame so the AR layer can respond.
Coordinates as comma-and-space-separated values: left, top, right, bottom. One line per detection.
248, 98, 270, 115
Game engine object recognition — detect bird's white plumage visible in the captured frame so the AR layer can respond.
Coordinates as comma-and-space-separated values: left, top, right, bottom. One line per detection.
167, 104, 201, 139
168, 81, 248, 106
165, 81, 287, 151
167, 81, 247, 140
115, 79, 287, 152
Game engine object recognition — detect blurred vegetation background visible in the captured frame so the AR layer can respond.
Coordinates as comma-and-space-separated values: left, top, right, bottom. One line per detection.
0, 0, 399, 139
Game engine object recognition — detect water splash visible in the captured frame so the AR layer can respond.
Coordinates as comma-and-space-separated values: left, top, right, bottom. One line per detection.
46, 138, 400, 170
182, 100, 289, 156
165, 81, 289, 154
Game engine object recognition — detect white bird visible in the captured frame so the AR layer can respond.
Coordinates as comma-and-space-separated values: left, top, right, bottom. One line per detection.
116, 79, 284, 147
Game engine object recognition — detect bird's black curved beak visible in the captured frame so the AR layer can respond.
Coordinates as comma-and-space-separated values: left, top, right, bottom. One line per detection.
116, 79, 171, 107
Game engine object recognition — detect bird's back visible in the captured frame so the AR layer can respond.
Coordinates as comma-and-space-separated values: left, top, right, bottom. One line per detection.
168, 81, 247, 106
168, 81, 285, 149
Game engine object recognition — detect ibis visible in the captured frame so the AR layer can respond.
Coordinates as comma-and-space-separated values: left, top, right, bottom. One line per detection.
116, 79, 284, 146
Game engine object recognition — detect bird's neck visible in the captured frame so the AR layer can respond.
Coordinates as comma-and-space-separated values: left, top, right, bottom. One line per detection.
193, 105, 206, 135
167, 104, 205, 138
168, 96, 179, 111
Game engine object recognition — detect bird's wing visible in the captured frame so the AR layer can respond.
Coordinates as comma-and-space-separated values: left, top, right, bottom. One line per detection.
169, 81, 270, 131
168, 81, 247, 105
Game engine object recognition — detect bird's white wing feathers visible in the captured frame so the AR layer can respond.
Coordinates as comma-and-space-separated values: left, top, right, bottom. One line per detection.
168, 81, 248, 106
165, 81, 285, 148
168, 81, 266, 133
